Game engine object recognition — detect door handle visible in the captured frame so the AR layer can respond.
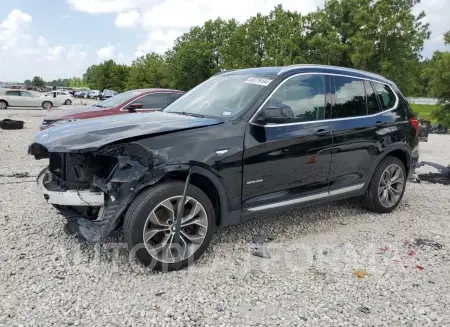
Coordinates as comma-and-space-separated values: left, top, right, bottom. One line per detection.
314, 129, 331, 136
375, 121, 388, 126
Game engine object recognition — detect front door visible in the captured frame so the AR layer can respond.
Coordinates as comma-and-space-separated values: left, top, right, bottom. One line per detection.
19, 91, 35, 107
242, 73, 334, 213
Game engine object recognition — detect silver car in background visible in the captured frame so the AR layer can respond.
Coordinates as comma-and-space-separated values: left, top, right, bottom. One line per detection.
0, 89, 62, 109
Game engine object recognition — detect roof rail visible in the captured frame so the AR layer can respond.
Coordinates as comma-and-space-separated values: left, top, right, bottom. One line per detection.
277, 64, 388, 81
212, 69, 237, 77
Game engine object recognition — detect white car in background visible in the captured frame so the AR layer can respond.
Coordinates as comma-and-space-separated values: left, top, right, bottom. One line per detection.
0, 89, 62, 109
44, 91, 74, 105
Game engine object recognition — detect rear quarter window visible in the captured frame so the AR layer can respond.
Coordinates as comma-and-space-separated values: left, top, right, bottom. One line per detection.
373, 82, 396, 110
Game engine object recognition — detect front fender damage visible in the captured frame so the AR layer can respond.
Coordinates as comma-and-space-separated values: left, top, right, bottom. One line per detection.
63, 142, 189, 243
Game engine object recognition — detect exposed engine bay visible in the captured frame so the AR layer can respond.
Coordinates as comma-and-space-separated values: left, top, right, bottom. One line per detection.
33, 142, 171, 242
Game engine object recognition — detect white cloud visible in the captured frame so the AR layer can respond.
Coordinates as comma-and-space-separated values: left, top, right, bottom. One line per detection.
67, 44, 88, 61
68, 0, 150, 14
0, 9, 32, 50
71, 0, 325, 56
44, 45, 65, 61
37, 36, 47, 47
0, 9, 32, 30
115, 10, 140, 28
134, 29, 182, 57
0, 9, 90, 82
415, 0, 450, 57
97, 45, 116, 60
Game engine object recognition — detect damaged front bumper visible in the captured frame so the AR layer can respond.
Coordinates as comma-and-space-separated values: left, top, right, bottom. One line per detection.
31, 141, 183, 243
37, 167, 104, 206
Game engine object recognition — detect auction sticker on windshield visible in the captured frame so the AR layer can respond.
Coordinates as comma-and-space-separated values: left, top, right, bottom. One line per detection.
244, 77, 273, 86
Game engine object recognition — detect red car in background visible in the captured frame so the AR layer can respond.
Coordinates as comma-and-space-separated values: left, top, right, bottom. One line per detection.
40, 88, 185, 130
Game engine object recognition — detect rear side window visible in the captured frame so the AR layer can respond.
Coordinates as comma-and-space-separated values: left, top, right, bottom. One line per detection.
373, 82, 396, 110
5, 91, 20, 96
364, 81, 380, 115
332, 76, 367, 118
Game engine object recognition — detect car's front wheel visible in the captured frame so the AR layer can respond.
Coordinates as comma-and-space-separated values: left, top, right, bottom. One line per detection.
123, 181, 216, 271
363, 156, 407, 213
42, 101, 52, 109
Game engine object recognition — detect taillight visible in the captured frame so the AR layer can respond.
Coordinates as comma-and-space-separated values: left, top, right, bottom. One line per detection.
409, 117, 419, 133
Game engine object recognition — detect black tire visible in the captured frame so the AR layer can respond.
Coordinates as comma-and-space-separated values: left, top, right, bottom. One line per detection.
0, 100, 7, 109
42, 101, 52, 109
64, 99, 72, 105
362, 156, 407, 213
123, 181, 216, 271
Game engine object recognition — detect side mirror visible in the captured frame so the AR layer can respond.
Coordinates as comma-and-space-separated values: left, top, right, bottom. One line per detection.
255, 104, 295, 125
126, 103, 144, 112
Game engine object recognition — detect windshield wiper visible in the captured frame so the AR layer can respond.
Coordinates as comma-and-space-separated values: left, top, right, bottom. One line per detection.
171, 111, 204, 118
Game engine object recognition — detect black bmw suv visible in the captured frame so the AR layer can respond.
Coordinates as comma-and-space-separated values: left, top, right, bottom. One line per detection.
29, 65, 419, 271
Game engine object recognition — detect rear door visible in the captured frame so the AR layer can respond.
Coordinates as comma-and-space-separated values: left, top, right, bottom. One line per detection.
328, 75, 394, 193
242, 73, 334, 212
5, 91, 21, 106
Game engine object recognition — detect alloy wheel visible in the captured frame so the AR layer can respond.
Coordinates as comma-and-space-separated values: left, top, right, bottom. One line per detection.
142, 196, 208, 264
378, 164, 405, 208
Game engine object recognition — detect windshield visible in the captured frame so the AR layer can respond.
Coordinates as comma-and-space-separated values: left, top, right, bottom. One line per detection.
94, 90, 141, 108
163, 73, 275, 117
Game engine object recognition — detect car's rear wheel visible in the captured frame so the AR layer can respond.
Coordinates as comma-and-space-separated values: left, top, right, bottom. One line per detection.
123, 181, 215, 271
42, 101, 52, 110
363, 156, 406, 213
0, 100, 7, 109
64, 99, 72, 105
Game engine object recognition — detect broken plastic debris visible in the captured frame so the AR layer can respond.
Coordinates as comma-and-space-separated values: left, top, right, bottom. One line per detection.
413, 238, 443, 250
353, 269, 371, 279
416, 265, 424, 271
358, 306, 371, 314
252, 233, 271, 259
408, 249, 416, 257
378, 246, 389, 253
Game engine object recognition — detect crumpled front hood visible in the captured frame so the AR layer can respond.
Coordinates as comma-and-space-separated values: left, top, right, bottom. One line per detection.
29, 111, 222, 153
44, 105, 108, 120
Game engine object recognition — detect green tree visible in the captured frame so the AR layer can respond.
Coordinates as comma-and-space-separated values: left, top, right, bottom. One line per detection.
32, 76, 45, 87
82, 61, 129, 92
24, 79, 31, 86
304, 0, 430, 95
428, 32, 450, 127
127, 53, 169, 89
444, 31, 450, 46
166, 18, 238, 90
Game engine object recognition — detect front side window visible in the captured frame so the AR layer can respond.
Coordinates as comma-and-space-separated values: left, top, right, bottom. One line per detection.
332, 76, 367, 118
261, 74, 327, 123
134, 93, 168, 109
94, 90, 145, 108
373, 82, 396, 110
20, 91, 32, 97
163, 73, 276, 118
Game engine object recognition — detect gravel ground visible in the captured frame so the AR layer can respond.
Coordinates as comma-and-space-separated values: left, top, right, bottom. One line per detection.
1, 111, 450, 327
